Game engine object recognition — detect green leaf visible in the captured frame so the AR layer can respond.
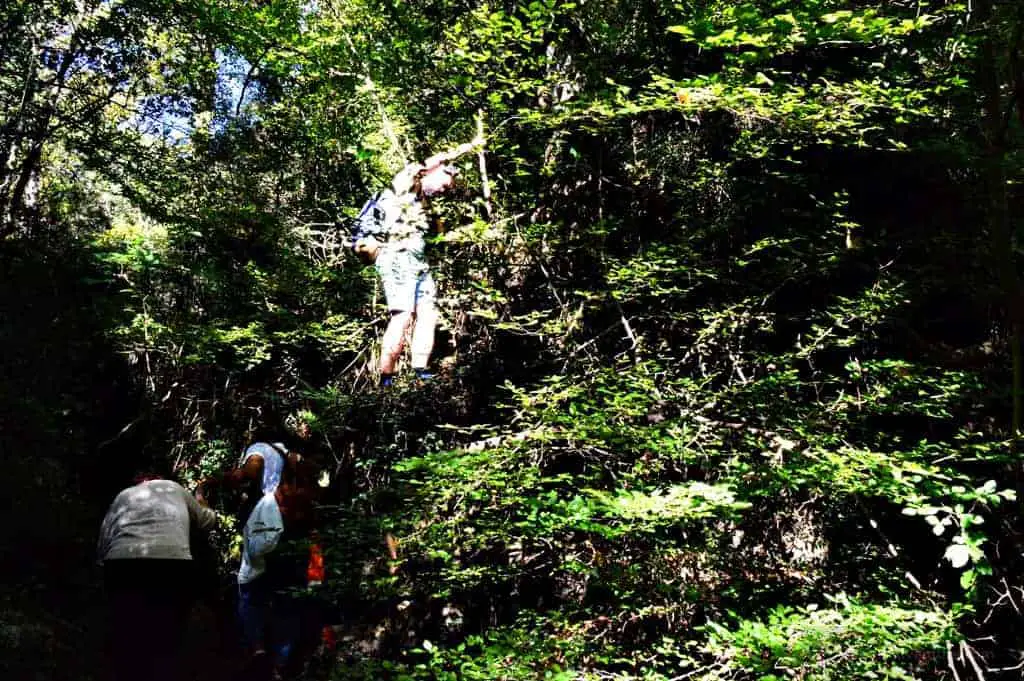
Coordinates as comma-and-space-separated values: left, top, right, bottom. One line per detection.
944, 544, 970, 569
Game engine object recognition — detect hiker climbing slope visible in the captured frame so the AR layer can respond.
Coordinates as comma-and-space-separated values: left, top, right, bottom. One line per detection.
199, 430, 310, 516
350, 135, 485, 385
239, 451, 318, 679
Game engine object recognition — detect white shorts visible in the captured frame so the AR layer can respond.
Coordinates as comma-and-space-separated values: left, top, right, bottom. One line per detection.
375, 248, 436, 312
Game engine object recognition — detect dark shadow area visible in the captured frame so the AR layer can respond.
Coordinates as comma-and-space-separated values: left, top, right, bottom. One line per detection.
0, 237, 213, 680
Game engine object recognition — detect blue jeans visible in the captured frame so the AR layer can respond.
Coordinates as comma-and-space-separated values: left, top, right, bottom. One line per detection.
238, 573, 302, 668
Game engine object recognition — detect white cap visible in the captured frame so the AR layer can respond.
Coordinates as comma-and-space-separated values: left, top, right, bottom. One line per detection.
392, 162, 425, 194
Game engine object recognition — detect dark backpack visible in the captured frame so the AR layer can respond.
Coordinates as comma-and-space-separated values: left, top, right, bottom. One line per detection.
348, 191, 386, 253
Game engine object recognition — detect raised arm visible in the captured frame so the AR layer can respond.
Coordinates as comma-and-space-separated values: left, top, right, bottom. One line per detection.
422, 134, 486, 169
197, 453, 264, 499
184, 484, 217, 531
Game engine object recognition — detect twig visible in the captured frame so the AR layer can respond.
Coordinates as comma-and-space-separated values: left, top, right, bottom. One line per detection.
1002, 577, 1021, 613
960, 641, 987, 681
565, 320, 629, 359
337, 343, 373, 376
615, 300, 638, 349
476, 109, 492, 219
948, 642, 964, 681
988, 658, 1024, 672
342, 33, 408, 162
982, 578, 1021, 623
96, 416, 145, 449
234, 47, 271, 117
666, 661, 728, 681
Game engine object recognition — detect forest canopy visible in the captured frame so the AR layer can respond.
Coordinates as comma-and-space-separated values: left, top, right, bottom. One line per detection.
2, 1, 1024, 679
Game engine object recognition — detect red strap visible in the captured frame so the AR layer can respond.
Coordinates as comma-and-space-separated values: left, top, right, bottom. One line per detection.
307, 542, 325, 584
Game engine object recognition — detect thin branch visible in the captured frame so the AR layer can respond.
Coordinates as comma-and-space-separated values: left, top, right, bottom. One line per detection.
341, 33, 408, 162
97, 415, 145, 450
960, 641, 987, 681
476, 108, 492, 219
235, 47, 272, 118
948, 642, 964, 681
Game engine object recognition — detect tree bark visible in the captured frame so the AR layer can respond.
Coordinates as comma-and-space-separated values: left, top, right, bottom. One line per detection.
2, 23, 80, 236
976, 0, 1022, 450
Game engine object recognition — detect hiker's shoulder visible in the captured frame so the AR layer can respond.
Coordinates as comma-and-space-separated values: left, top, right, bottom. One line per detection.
244, 441, 285, 460
145, 478, 187, 494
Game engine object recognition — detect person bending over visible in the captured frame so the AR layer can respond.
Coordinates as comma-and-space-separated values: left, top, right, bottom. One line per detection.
97, 473, 216, 681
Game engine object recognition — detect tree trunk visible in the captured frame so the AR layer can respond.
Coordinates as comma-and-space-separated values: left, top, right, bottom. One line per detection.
1, 25, 80, 237
976, 0, 1022, 451
0, 39, 40, 237
7, 140, 43, 228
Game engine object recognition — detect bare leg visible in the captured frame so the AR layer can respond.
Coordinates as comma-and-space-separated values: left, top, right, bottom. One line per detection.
380, 311, 413, 376
410, 300, 437, 371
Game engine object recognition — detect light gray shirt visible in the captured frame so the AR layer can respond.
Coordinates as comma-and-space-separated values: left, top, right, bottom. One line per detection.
97, 479, 216, 562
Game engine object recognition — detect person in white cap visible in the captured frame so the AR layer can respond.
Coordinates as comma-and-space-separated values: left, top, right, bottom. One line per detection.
351, 135, 484, 385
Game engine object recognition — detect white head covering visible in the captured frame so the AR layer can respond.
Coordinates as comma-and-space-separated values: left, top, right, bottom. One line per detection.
420, 164, 458, 196
392, 162, 425, 194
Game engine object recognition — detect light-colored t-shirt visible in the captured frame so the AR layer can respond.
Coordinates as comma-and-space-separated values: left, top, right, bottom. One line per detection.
97, 479, 216, 562
379, 189, 428, 241
237, 492, 284, 584
240, 442, 286, 495
363, 189, 429, 259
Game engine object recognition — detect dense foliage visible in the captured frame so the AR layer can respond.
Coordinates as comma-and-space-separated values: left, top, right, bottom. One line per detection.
3, 1, 1024, 679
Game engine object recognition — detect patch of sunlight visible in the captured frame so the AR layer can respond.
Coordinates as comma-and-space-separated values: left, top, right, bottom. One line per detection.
591, 482, 751, 523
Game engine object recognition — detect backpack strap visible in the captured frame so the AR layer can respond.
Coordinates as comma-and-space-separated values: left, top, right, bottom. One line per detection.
348, 191, 385, 250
